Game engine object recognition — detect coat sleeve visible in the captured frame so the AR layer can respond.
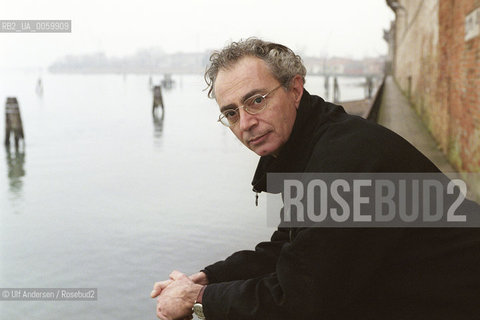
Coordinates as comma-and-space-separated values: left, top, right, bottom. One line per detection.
202, 228, 404, 320
201, 228, 290, 284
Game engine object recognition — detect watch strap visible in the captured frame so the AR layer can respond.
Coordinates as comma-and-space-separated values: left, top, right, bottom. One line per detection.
193, 285, 206, 320
196, 285, 206, 304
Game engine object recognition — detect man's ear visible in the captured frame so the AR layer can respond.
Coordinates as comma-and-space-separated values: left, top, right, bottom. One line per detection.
290, 75, 304, 109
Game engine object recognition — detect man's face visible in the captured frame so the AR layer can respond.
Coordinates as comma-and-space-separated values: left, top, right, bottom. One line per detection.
214, 56, 303, 157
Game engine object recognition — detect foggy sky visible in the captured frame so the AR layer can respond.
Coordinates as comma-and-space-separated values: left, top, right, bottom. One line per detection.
0, 0, 395, 69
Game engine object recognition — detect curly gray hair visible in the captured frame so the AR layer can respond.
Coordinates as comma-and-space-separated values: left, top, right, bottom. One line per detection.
204, 38, 306, 99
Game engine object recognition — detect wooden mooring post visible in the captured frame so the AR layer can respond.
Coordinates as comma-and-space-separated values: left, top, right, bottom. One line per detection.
4, 97, 25, 149
152, 85, 164, 115
36, 77, 43, 96
333, 77, 340, 103
324, 75, 330, 100
365, 76, 373, 99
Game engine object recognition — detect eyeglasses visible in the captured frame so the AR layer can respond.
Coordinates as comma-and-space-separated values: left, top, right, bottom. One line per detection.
217, 85, 283, 127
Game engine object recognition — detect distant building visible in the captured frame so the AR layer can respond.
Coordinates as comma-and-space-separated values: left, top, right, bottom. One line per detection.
49, 50, 212, 74
303, 56, 385, 76
50, 51, 385, 77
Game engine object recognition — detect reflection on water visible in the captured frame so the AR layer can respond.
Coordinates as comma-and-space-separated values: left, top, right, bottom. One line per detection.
152, 111, 165, 141
5, 146, 25, 196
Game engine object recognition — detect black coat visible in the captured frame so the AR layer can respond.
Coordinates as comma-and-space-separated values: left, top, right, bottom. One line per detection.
201, 90, 480, 319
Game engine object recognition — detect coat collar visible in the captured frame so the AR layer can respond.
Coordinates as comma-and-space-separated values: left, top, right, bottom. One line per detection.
251, 89, 336, 193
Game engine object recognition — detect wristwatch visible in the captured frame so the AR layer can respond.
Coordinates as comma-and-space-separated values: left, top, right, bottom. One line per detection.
192, 303, 205, 320
192, 285, 206, 319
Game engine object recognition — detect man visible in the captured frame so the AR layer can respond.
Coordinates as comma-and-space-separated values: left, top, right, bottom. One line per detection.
151, 38, 480, 319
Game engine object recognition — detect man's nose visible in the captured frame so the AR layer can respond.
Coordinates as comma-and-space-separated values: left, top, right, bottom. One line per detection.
238, 108, 258, 131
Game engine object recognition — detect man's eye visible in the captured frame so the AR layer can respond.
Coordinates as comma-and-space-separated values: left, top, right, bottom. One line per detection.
224, 110, 238, 119
252, 96, 264, 105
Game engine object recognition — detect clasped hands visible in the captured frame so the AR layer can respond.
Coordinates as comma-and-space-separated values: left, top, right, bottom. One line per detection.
151, 270, 208, 320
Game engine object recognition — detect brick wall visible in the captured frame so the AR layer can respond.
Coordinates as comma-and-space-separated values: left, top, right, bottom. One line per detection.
392, 0, 480, 173
438, 0, 480, 172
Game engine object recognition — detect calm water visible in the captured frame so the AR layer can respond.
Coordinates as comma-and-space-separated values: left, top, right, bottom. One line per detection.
0, 72, 366, 319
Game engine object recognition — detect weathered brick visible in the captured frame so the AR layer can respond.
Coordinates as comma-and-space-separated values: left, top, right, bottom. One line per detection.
392, 0, 480, 173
